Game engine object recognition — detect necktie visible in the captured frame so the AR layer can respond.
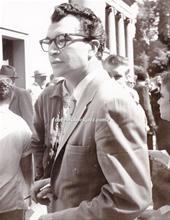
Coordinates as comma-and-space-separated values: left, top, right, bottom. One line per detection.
62, 95, 76, 128
68, 96, 76, 116
58, 95, 76, 145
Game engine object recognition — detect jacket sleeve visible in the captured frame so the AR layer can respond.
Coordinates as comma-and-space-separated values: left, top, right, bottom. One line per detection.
48, 94, 152, 220
19, 89, 34, 131
31, 94, 45, 180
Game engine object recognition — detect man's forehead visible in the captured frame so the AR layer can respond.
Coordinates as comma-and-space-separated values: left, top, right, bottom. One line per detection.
47, 15, 82, 36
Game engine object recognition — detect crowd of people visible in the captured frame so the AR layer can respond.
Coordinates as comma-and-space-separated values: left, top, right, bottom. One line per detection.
0, 2, 170, 220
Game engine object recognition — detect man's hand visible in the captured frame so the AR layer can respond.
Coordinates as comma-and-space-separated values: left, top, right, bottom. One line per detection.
31, 178, 51, 205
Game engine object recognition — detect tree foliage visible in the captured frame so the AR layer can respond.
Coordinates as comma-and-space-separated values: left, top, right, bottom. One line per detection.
134, 0, 170, 77
157, 0, 170, 46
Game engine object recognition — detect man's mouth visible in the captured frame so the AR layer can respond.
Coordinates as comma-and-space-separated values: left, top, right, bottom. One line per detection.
51, 59, 63, 64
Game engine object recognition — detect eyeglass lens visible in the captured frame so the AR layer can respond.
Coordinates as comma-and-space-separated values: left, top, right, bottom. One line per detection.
40, 34, 69, 52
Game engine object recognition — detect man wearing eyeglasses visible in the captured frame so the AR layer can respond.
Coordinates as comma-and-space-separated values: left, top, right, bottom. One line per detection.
31, 3, 152, 220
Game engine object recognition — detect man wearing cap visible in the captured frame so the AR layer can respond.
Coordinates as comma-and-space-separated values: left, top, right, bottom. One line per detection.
28, 70, 47, 105
0, 64, 34, 131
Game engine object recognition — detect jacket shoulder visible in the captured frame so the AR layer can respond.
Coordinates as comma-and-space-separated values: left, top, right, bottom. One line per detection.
13, 86, 28, 94
38, 81, 64, 101
96, 79, 125, 102
13, 86, 31, 100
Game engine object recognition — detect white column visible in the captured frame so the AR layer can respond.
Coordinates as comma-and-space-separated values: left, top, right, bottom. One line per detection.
126, 18, 135, 75
0, 0, 3, 65
0, 32, 3, 65
108, 6, 117, 54
117, 12, 126, 57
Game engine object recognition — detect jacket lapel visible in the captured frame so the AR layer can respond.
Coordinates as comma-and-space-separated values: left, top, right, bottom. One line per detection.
55, 72, 108, 158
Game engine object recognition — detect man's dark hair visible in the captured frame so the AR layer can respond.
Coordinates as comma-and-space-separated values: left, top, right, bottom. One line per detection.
0, 80, 13, 101
134, 66, 148, 81
51, 3, 105, 60
105, 54, 129, 67
103, 54, 129, 78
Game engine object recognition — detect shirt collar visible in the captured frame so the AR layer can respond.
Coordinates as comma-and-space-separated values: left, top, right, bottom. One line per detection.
73, 69, 98, 104
50, 78, 65, 98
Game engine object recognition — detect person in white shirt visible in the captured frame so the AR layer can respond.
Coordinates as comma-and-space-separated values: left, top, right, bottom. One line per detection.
28, 70, 47, 105
0, 78, 32, 220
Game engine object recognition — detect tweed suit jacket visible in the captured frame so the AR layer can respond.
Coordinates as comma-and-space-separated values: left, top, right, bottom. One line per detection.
50, 69, 152, 220
31, 80, 65, 178
9, 86, 34, 131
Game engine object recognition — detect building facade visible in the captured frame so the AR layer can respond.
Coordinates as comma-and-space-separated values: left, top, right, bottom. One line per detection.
0, 0, 136, 88
0, 0, 61, 88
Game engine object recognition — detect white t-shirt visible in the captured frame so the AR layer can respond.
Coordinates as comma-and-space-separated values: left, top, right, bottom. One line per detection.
0, 107, 32, 213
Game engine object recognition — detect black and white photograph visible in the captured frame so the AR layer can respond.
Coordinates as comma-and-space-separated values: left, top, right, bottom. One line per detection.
0, 0, 170, 219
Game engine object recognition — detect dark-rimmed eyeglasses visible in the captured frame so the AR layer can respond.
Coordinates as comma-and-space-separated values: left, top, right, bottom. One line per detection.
39, 33, 92, 52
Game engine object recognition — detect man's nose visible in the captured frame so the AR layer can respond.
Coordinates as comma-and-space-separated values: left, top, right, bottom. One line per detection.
48, 42, 60, 55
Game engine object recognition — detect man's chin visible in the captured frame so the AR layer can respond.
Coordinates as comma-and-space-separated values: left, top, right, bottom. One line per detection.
52, 67, 66, 78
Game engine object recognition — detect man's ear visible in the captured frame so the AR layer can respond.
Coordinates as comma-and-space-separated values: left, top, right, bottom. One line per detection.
88, 40, 100, 59
90, 40, 100, 53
